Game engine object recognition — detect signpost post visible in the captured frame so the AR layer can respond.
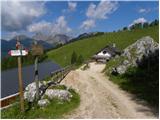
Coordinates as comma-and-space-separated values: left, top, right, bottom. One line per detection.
17, 52, 25, 112
31, 41, 44, 101
16, 37, 25, 112
8, 37, 28, 112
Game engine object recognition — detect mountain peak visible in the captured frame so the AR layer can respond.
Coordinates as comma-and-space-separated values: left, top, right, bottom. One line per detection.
13, 35, 29, 40
32, 32, 49, 41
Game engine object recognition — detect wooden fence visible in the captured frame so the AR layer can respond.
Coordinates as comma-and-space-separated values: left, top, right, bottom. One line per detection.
50, 66, 72, 84
1, 65, 73, 109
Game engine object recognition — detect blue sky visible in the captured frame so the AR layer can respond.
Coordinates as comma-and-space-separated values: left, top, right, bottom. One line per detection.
1, 1, 159, 40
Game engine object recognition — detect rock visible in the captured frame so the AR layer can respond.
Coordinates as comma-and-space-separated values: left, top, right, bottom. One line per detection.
38, 99, 50, 107
42, 81, 48, 86
123, 60, 129, 66
122, 49, 131, 60
45, 89, 72, 101
123, 36, 158, 57
115, 65, 127, 75
112, 36, 159, 75
115, 55, 120, 59
112, 60, 130, 75
24, 82, 43, 102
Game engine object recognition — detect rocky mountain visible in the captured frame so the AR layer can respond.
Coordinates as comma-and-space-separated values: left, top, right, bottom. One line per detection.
71, 32, 105, 41
32, 32, 104, 46
32, 32, 49, 41
46, 34, 71, 45
33, 33, 72, 45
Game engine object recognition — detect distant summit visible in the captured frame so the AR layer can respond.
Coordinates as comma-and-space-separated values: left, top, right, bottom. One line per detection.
32, 32, 49, 41
32, 33, 72, 45
71, 32, 105, 41
46, 34, 72, 45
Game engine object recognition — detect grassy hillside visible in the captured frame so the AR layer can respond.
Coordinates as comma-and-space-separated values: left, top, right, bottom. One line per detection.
47, 26, 158, 67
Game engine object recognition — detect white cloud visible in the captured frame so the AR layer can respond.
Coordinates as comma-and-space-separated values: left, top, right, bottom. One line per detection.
80, 1, 118, 30
68, 2, 77, 11
129, 18, 147, 27
27, 21, 52, 33
27, 16, 71, 36
138, 8, 151, 13
86, 1, 118, 19
1, 1, 46, 31
51, 16, 72, 35
80, 19, 95, 30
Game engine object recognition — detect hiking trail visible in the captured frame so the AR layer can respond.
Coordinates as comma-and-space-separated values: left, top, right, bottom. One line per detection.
61, 62, 157, 119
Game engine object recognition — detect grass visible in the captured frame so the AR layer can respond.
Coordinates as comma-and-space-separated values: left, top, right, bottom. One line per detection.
47, 26, 158, 67
104, 39, 159, 110
106, 67, 159, 109
103, 55, 129, 76
1, 88, 80, 119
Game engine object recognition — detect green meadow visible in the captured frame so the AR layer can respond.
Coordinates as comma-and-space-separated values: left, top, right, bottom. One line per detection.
47, 26, 158, 67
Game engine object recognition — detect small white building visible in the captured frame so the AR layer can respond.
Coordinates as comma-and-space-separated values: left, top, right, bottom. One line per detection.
92, 44, 121, 63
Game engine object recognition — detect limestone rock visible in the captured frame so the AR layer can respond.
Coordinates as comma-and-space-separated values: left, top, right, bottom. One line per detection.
24, 82, 43, 102
123, 60, 129, 66
45, 89, 72, 101
38, 99, 50, 107
115, 65, 127, 75
112, 36, 159, 75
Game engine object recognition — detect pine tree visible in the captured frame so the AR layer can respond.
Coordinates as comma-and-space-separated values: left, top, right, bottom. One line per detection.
77, 54, 84, 65
143, 22, 149, 28
123, 27, 128, 31
71, 51, 77, 64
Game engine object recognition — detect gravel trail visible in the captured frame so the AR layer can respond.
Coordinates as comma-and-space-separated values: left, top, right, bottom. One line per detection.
61, 62, 157, 119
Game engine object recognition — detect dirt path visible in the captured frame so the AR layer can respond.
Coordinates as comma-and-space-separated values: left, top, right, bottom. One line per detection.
61, 62, 157, 119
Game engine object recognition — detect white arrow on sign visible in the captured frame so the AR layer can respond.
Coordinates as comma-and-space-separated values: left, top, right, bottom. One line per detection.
8, 50, 28, 56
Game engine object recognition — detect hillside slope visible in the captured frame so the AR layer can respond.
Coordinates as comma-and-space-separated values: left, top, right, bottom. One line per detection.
47, 26, 158, 67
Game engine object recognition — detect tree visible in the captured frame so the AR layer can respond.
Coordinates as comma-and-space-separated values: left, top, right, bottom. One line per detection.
134, 23, 143, 29
71, 51, 77, 64
154, 19, 159, 25
149, 19, 159, 26
77, 54, 84, 65
130, 25, 135, 30
143, 22, 149, 28
1, 52, 47, 71
123, 27, 128, 31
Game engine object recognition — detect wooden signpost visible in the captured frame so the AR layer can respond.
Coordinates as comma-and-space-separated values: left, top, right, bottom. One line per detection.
8, 37, 28, 112
31, 41, 44, 101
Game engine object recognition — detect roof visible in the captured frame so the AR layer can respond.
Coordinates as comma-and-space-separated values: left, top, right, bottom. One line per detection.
95, 45, 121, 56
1, 61, 61, 98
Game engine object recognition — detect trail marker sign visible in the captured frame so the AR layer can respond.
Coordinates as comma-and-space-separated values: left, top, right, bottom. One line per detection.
31, 44, 44, 56
8, 50, 28, 56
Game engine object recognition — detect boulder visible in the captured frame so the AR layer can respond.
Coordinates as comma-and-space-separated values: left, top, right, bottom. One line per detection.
115, 65, 127, 75
38, 99, 50, 107
112, 36, 158, 75
24, 82, 43, 102
45, 89, 72, 101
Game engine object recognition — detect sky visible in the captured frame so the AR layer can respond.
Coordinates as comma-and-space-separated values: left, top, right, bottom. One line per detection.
1, 0, 159, 40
